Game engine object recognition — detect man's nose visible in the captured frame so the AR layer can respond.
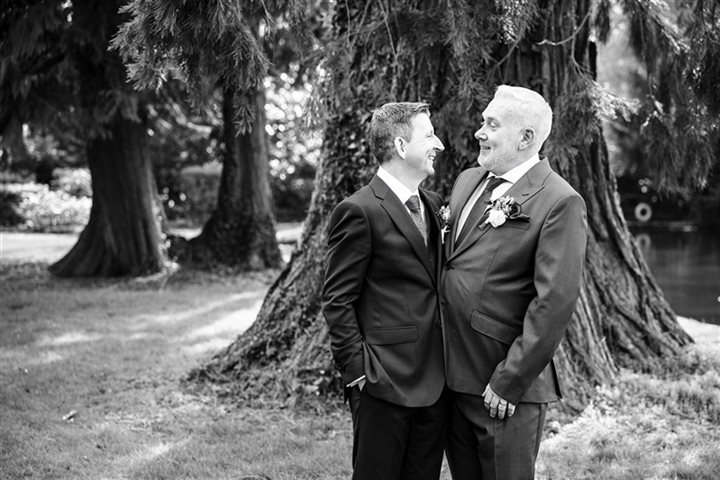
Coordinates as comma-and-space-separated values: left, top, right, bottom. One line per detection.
434, 136, 445, 151
474, 129, 485, 140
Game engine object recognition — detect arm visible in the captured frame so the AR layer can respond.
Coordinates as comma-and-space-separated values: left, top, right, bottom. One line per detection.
489, 193, 588, 405
321, 200, 373, 387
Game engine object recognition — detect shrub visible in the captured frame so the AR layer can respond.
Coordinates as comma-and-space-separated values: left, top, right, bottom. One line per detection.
171, 160, 315, 224
52, 168, 92, 198
176, 162, 222, 224
0, 190, 25, 227
1, 183, 91, 233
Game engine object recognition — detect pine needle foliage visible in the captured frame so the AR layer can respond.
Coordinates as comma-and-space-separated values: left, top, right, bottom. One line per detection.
616, 0, 719, 194
1, 2, 77, 139
113, 0, 310, 132
308, 0, 718, 196
0, 0, 156, 142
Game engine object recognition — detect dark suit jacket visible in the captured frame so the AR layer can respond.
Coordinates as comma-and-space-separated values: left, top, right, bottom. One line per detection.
440, 159, 587, 404
322, 175, 446, 407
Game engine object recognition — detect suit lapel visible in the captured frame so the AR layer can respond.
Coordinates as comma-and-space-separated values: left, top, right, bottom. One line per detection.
371, 176, 435, 281
448, 160, 551, 260
420, 188, 440, 233
502, 159, 551, 207
448, 167, 488, 256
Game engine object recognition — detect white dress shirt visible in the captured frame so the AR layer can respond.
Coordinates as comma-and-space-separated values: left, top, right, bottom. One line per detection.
455, 154, 540, 240
377, 166, 425, 219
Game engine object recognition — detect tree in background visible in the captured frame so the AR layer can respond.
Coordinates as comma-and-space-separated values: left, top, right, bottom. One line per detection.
599, 1, 720, 226
114, 1, 315, 270
192, 0, 718, 409
1, 0, 168, 277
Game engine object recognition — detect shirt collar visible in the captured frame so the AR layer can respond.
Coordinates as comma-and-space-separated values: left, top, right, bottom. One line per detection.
377, 165, 418, 204
496, 153, 540, 184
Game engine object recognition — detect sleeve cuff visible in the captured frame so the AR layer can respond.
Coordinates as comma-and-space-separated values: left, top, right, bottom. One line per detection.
346, 375, 366, 388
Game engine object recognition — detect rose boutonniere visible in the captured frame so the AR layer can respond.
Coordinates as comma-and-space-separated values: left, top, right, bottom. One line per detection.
483, 196, 529, 228
436, 205, 451, 244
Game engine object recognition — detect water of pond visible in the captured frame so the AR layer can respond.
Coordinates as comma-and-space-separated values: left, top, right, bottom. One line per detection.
632, 227, 720, 325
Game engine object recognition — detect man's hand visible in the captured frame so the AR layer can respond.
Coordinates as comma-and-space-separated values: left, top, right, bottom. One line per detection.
482, 385, 516, 419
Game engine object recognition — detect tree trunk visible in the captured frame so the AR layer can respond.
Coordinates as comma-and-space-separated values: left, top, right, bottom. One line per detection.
189, 109, 371, 404
530, 0, 691, 407
50, 0, 167, 277
190, 0, 692, 409
183, 87, 281, 270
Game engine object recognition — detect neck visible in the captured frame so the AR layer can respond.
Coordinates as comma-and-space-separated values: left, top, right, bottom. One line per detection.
492, 151, 537, 176
383, 162, 424, 191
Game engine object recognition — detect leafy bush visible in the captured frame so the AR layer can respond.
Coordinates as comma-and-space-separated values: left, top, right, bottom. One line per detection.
1, 183, 90, 232
0, 190, 25, 227
272, 160, 315, 222
174, 162, 222, 224
52, 168, 92, 198
167, 160, 315, 224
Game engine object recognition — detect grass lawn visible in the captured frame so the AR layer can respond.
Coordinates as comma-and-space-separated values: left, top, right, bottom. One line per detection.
1, 235, 719, 479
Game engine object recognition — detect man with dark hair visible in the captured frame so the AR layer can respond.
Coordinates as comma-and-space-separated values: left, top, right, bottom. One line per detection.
322, 102, 447, 480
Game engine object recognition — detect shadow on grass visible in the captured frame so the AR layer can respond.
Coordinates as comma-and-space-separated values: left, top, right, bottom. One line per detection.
2, 260, 719, 480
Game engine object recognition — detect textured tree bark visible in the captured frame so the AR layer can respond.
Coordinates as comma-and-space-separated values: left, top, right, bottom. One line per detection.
191, 0, 692, 409
189, 111, 370, 402
529, 0, 692, 406
183, 87, 281, 270
50, 116, 166, 277
50, 0, 166, 277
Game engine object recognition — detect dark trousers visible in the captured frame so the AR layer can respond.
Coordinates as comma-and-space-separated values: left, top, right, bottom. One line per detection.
347, 386, 447, 480
446, 391, 547, 480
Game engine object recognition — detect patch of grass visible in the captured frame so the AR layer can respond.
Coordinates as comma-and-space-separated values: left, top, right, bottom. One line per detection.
126, 410, 353, 480
537, 348, 720, 480
2, 258, 719, 479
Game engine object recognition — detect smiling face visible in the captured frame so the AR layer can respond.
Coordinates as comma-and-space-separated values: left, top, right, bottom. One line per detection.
401, 112, 445, 179
474, 96, 526, 175
474, 86, 554, 175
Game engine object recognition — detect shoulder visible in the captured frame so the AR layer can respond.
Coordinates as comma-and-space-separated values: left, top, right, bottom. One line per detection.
420, 187, 443, 206
330, 185, 375, 221
543, 169, 584, 205
457, 166, 484, 182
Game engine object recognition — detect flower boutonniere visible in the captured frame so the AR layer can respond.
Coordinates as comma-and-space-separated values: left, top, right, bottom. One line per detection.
436, 205, 451, 244
484, 196, 529, 228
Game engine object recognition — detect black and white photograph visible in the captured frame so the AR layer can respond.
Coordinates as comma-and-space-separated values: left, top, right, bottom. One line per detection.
1, 1, 718, 479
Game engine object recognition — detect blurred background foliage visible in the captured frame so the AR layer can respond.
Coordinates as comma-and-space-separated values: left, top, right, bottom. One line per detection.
0, 0, 717, 233
1, 67, 320, 230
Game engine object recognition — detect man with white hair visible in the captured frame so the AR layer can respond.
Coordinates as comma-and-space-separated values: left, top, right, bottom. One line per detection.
440, 85, 588, 479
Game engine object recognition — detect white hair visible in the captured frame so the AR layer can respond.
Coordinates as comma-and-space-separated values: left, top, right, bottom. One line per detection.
494, 85, 553, 146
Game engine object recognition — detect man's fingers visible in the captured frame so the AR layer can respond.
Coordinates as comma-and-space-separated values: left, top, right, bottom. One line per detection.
497, 401, 507, 419
507, 403, 516, 418
488, 395, 500, 417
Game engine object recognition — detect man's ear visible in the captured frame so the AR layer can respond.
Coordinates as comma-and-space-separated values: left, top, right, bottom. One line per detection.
518, 128, 535, 151
394, 137, 406, 159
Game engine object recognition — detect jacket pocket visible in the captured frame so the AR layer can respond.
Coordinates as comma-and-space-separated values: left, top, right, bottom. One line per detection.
365, 326, 418, 345
503, 218, 531, 230
470, 311, 520, 345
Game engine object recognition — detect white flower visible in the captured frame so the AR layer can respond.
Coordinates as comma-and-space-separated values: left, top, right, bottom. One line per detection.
437, 205, 451, 244
486, 209, 507, 228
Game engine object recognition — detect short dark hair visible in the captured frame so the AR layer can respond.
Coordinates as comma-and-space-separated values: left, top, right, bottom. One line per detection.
369, 102, 430, 164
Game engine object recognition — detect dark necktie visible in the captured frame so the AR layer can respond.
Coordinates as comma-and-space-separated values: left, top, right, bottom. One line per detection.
405, 195, 427, 245
455, 176, 506, 244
